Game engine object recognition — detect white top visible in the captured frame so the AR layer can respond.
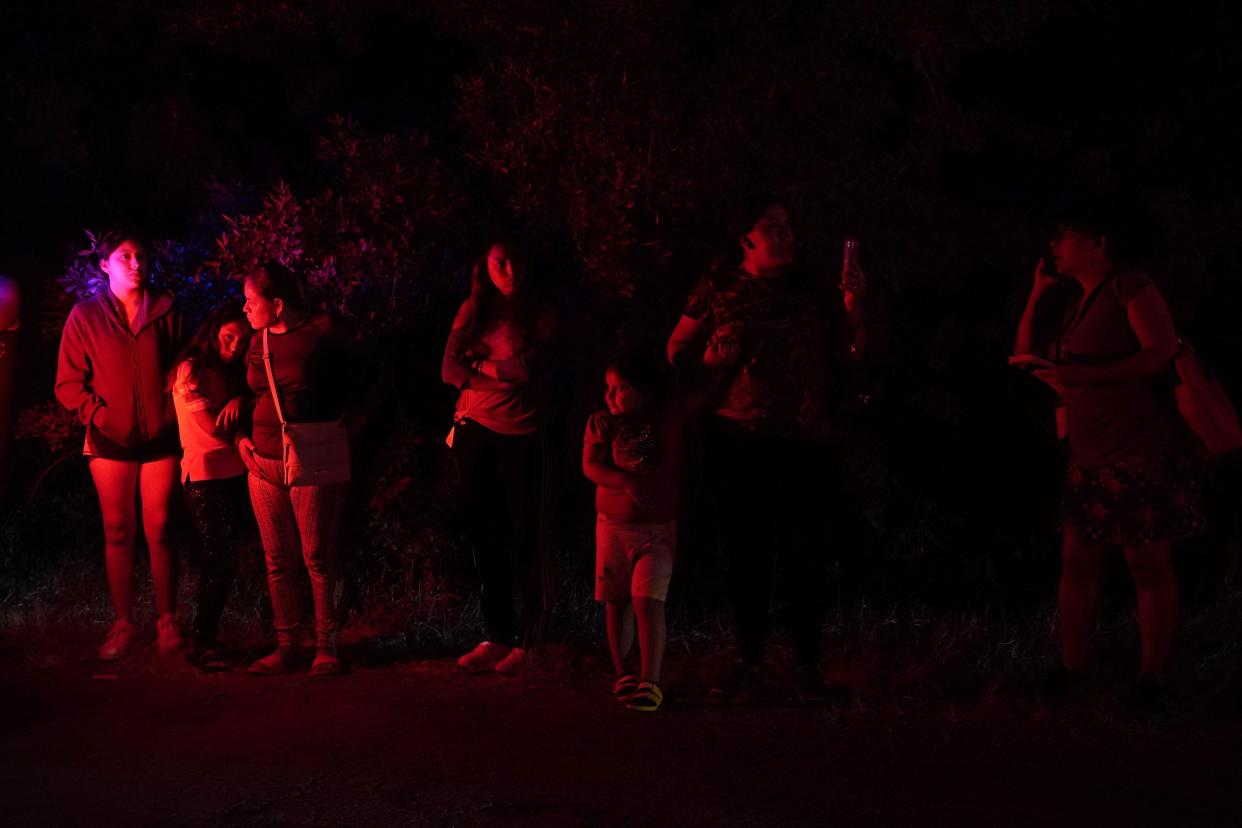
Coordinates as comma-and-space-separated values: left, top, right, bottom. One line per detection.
172, 359, 246, 482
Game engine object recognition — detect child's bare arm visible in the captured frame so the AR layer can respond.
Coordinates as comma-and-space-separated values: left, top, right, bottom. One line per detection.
583, 440, 634, 491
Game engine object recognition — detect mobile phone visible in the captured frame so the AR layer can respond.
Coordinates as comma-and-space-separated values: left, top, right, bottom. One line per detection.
843, 237, 859, 271
841, 237, 863, 292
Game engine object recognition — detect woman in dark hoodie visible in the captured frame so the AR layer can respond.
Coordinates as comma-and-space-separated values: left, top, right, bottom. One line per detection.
56, 231, 185, 661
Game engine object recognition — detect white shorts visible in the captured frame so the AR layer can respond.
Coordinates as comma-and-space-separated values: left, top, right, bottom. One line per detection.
594, 516, 676, 603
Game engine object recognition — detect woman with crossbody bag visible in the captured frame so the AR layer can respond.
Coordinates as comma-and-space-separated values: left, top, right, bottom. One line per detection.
1014, 211, 1205, 711
237, 263, 358, 677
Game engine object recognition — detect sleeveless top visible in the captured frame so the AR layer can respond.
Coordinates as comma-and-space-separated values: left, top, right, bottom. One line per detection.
1056, 271, 1178, 467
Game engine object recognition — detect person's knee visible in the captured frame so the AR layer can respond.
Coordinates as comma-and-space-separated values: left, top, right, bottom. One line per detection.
1060, 554, 1102, 587
263, 545, 299, 576
101, 515, 136, 548
142, 514, 172, 548
1125, 546, 1176, 590
1061, 536, 1106, 586
632, 596, 666, 614
301, 550, 338, 579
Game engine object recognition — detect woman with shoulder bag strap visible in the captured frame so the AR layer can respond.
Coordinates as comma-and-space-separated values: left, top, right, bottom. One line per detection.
236, 262, 360, 677
1015, 209, 1205, 711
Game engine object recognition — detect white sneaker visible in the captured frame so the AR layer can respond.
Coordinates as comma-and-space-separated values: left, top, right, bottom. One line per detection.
494, 646, 528, 675
456, 641, 511, 671
99, 619, 136, 661
156, 614, 184, 655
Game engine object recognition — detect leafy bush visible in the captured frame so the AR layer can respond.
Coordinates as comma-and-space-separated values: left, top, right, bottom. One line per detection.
13, 0, 1235, 634
216, 116, 466, 335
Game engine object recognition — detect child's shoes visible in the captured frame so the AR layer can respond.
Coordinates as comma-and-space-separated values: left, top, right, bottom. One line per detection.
626, 680, 663, 713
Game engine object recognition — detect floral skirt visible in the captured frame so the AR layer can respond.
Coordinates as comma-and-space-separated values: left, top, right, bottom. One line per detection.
1059, 451, 1206, 545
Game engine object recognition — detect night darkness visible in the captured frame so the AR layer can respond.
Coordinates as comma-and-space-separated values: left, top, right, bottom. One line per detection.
3, 1, 1242, 824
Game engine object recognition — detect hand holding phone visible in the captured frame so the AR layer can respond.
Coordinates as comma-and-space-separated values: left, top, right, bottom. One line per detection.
841, 237, 866, 293
1033, 257, 1059, 294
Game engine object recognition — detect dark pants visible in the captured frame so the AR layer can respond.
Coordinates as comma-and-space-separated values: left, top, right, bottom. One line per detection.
707, 417, 839, 667
184, 475, 249, 647
453, 419, 547, 647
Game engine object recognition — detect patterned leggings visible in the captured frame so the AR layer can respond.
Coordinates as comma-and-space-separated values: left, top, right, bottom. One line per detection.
183, 475, 249, 646
247, 454, 348, 649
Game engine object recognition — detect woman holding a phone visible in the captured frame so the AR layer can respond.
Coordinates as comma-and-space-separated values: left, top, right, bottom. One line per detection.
1014, 209, 1204, 710
666, 195, 864, 704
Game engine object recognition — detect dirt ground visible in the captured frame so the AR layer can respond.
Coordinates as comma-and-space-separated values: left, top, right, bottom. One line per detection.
2, 633, 1241, 828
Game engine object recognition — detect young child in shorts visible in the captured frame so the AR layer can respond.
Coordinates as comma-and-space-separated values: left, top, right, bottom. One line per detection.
582, 345, 735, 712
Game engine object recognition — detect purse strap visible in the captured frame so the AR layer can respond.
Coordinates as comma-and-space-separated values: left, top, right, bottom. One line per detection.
261, 328, 288, 426
1055, 271, 1118, 362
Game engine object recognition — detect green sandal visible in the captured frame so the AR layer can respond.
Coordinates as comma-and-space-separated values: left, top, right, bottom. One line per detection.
626, 681, 664, 713
613, 673, 640, 700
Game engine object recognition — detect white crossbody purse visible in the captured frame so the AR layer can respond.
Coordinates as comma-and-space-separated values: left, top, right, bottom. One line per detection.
261, 328, 351, 486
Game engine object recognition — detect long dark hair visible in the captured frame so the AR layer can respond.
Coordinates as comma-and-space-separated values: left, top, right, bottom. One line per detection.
95, 228, 146, 264
245, 260, 310, 311
167, 300, 248, 393
459, 238, 540, 347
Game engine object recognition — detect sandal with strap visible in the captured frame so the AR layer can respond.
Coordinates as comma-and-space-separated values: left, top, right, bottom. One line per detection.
247, 648, 299, 677
187, 643, 231, 673
310, 649, 343, 677
613, 673, 640, 700
626, 680, 664, 713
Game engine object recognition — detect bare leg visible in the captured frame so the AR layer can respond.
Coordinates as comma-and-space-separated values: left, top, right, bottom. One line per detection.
605, 600, 635, 675
139, 456, 181, 617
1058, 529, 1110, 672
1124, 541, 1179, 677
89, 458, 141, 623
634, 596, 667, 684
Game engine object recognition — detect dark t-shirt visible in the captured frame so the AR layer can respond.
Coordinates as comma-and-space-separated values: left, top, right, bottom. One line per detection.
682, 267, 850, 438
584, 406, 686, 524
1056, 271, 1179, 467
247, 314, 354, 458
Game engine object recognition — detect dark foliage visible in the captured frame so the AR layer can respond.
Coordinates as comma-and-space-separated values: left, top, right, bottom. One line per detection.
3, 0, 1241, 622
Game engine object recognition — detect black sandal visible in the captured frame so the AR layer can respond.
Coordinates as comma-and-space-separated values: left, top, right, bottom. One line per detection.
187, 643, 231, 673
